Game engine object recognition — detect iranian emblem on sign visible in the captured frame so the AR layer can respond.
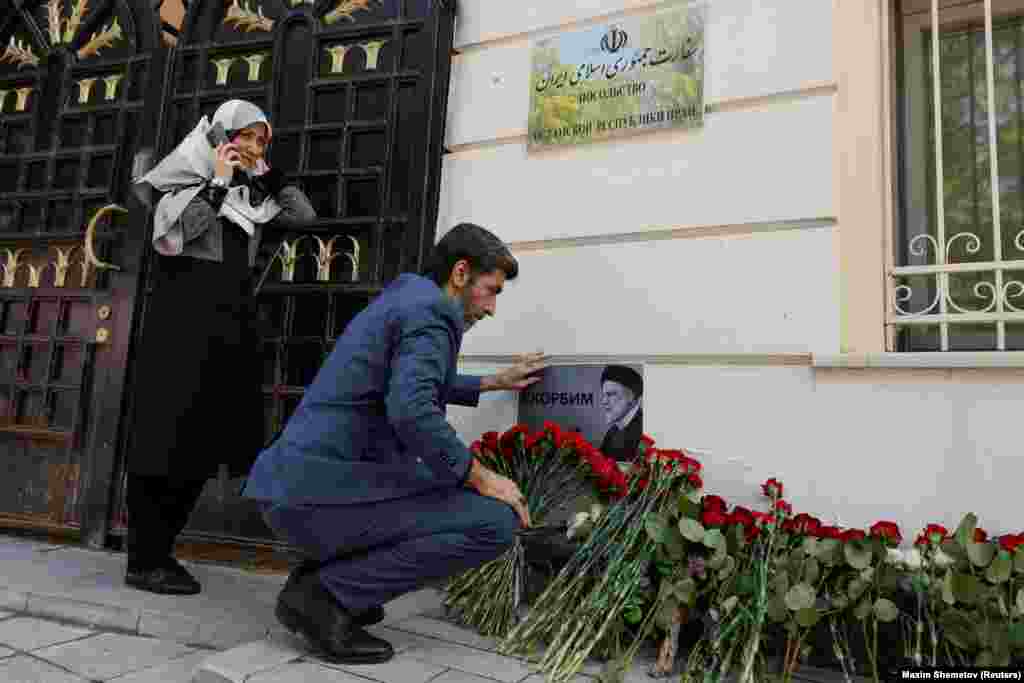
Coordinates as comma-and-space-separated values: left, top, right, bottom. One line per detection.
600, 26, 628, 54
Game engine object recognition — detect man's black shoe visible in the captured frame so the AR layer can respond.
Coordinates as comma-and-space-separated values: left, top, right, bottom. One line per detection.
283, 560, 385, 627
275, 571, 393, 664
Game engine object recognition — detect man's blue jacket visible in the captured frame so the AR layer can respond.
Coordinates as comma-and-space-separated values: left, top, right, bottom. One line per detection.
241, 273, 482, 506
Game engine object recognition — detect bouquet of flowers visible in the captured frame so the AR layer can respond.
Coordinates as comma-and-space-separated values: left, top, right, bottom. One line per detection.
499, 438, 704, 683
443, 421, 627, 637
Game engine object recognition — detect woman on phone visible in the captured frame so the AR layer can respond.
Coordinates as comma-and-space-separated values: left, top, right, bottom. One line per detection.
127, 99, 316, 594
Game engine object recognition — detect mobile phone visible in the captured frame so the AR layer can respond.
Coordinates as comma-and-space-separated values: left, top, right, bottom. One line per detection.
206, 121, 229, 148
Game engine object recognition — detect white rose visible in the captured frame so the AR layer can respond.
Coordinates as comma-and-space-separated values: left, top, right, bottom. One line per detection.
567, 512, 591, 540
886, 548, 904, 566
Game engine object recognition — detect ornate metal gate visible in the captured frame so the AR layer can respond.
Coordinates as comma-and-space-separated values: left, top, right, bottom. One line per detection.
0, 0, 162, 546
119, 0, 456, 547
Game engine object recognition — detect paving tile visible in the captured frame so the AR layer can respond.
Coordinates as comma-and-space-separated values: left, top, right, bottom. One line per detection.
377, 589, 445, 626
322, 651, 448, 683
374, 628, 534, 683
109, 651, 210, 683
0, 589, 29, 612
0, 655, 87, 682
192, 637, 304, 683
35, 632, 194, 680
0, 617, 95, 651
387, 615, 501, 652
0, 609, 14, 619
0, 645, 15, 659
137, 610, 202, 644
521, 674, 596, 683
428, 670, 506, 683
26, 593, 140, 632
247, 661, 373, 683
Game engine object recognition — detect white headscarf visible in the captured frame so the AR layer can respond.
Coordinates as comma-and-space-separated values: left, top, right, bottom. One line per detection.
133, 100, 283, 256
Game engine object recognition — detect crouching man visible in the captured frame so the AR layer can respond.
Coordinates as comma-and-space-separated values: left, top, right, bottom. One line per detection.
241, 223, 546, 664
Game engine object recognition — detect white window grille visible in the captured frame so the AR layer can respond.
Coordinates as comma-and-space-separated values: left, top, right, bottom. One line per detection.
892, 0, 1024, 350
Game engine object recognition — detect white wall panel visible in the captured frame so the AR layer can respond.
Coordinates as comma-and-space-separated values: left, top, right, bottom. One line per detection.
451, 363, 1024, 545
438, 96, 834, 243
458, 226, 840, 356
446, 0, 835, 148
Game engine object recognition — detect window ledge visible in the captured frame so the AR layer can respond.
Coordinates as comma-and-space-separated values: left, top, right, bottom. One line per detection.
812, 352, 1024, 369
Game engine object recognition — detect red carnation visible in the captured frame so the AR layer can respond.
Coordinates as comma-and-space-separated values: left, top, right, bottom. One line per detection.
751, 511, 774, 527
543, 420, 561, 437
591, 457, 616, 485
687, 473, 703, 490
470, 440, 483, 455
637, 477, 650, 491
524, 432, 544, 450
841, 529, 867, 543
999, 534, 1024, 553
481, 431, 500, 453
703, 495, 728, 513
639, 434, 656, 449
762, 478, 783, 499
870, 521, 903, 547
746, 525, 762, 543
775, 500, 793, 517
606, 469, 628, 498
680, 455, 702, 475
791, 513, 822, 536
815, 525, 842, 540
914, 534, 929, 548
974, 528, 988, 543
702, 508, 729, 527
923, 524, 948, 545
730, 506, 755, 528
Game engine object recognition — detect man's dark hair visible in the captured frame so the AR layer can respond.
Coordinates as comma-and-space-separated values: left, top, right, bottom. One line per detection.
425, 223, 518, 287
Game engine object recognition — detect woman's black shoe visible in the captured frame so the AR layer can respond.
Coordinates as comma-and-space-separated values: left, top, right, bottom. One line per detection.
125, 566, 202, 595
275, 571, 393, 664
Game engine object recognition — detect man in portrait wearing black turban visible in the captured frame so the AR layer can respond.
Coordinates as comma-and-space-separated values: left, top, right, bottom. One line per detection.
598, 365, 644, 464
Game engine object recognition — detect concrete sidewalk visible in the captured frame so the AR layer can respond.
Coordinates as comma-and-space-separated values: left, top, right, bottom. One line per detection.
0, 533, 865, 682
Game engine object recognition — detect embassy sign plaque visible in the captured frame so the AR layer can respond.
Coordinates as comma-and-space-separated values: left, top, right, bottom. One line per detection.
528, 4, 706, 151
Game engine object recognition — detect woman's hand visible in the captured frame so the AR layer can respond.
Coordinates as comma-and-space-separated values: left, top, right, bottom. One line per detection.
214, 143, 241, 181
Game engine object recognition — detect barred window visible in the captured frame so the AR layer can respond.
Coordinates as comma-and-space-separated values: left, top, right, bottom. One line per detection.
893, 0, 1024, 350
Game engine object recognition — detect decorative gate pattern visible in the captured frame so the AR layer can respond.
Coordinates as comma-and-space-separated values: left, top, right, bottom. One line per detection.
0, 0, 161, 544
123, 0, 456, 545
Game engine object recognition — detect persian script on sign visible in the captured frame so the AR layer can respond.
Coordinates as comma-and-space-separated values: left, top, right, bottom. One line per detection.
528, 3, 706, 151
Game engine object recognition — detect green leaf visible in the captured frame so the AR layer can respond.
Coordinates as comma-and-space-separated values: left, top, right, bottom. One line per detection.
955, 513, 978, 549
976, 650, 995, 668
722, 595, 739, 615
625, 605, 644, 625
785, 583, 817, 612
736, 571, 756, 596
939, 609, 977, 650
703, 528, 725, 550
844, 540, 872, 570
952, 572, 983, 605
832, 594, 850, 610
772, 572, 791, 599
717, 555, 737, 581
1009, 622, 1024, 651
847, 579, 867, 602
942, 571, 956, 606
796, 608, 821, 628
1017, 588, 1024, 618
802, 537, 820, 556
941, 538, 968, 563
675, 578, 697, 605
986, 552, 1012, 584
645, 514, 669, 544
767, 595, 789, 623
663, 526, 686, 560
678, 518, 705, 543
654, 598, 678, 629
1014, 550, 1024, 575
853, 598, 873, 620
804, 557, 820, 585
873, 598, 899, 623
967, 540, 996, 569
678, 496, 701, 520
817, 539, 842, 565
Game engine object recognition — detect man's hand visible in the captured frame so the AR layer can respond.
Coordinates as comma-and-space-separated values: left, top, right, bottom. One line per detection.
480, 351, 548, 392
465, 459, 531, 528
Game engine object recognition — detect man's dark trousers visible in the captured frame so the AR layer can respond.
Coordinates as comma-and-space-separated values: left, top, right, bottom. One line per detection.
262, 487, 518, 611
